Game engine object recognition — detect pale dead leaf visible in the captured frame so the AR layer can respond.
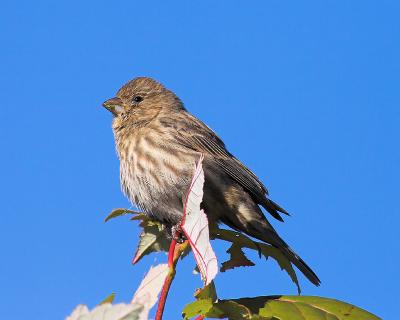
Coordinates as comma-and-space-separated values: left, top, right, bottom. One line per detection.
66, 303, 143, 320
181, 155, 218, 285
131, 263, 169, 320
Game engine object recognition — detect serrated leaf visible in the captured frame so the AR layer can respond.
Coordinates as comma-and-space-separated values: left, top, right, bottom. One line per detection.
181, 155, 218, 285
132, 223, 170, 264
105, 208, 141, 222
221, 243, 255, 272
258, 244, 300, 295
195, 281, 218, 302
206, 300, 252, 319
214, 228, 300, 293
99, 292, 115, 305
182, 299, 251, 320
182, 298, 214, 319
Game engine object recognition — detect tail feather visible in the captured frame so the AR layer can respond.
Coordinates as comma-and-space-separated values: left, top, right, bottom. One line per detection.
245, 217, 321, 286
260, 198, 290, 222
281, 246, 321, 286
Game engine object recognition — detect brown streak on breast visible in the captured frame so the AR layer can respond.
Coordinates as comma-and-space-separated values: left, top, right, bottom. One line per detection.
136, 161, 145, 174
163, 160, 180, 176
143, 152, 158, 167
142, 134, 158, 148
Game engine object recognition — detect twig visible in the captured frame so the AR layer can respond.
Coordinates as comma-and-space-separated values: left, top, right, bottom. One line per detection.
155, 239, 189, 320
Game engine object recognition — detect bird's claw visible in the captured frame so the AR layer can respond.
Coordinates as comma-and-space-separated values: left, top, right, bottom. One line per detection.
171, 224, 186, 244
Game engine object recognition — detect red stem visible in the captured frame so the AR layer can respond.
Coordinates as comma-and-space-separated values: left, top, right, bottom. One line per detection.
155, 240, 188, 320
155, 271, 174, 320
167, 239, 177, 267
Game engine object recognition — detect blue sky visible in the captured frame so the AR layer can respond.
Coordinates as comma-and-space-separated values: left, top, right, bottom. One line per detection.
1, 1, 399, 319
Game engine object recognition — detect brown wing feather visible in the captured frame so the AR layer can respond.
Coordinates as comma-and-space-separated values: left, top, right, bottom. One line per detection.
172, 112, 289, 221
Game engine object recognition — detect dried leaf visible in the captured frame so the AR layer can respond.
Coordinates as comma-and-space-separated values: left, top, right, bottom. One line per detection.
220, 243, 255, 272
66, 265, 168, 320
181, 155, 218, 286
131, 264, 169, 320
66, 303, 143, 320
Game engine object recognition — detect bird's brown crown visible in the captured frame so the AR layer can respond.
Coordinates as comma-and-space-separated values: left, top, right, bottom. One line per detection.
116, 77, 165, 101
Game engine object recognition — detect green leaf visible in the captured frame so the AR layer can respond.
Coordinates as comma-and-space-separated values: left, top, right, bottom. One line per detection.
214, 228, 300, 293
207, 300, 252, 319
98, 292, 115, 305
129, 213, 149, 221
258, 244, 300, 294
182, 299, 252, 320
104, 208, 141, 222
221, 243, 255, 272
182, 298, 214, 319
183, 295, 381, 320
105, 208, 172, 264
105, 208, 187, 265
195, 281, 218, 301
132, 217, 171, 264
248, 296, 381, 320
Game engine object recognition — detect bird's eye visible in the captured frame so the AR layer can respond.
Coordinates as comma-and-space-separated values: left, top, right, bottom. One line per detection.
133, 96, 143, 103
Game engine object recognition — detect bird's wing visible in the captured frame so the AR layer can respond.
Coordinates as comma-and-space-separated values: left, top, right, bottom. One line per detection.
171, 112, 288, 221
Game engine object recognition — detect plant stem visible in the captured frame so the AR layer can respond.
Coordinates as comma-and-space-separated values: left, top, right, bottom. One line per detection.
167, 239, 177, 267
155, 240, 188, 320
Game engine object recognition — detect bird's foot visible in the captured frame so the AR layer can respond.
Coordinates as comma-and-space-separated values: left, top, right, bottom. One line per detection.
171, 224, 186, 244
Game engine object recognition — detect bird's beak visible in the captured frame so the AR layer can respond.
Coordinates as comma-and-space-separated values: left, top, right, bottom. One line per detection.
102, 97, 125, 116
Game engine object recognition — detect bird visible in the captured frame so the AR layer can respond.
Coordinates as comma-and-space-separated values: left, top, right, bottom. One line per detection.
102, 77, 320, 286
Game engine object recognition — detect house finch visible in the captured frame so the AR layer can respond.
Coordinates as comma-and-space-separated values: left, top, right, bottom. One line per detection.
103, 77, 320, 286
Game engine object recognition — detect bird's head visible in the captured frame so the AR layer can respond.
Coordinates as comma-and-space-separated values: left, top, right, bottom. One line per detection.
102, 77, 183, 121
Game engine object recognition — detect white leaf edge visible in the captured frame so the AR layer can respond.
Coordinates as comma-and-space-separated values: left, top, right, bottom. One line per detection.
181, 155, 218, 285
